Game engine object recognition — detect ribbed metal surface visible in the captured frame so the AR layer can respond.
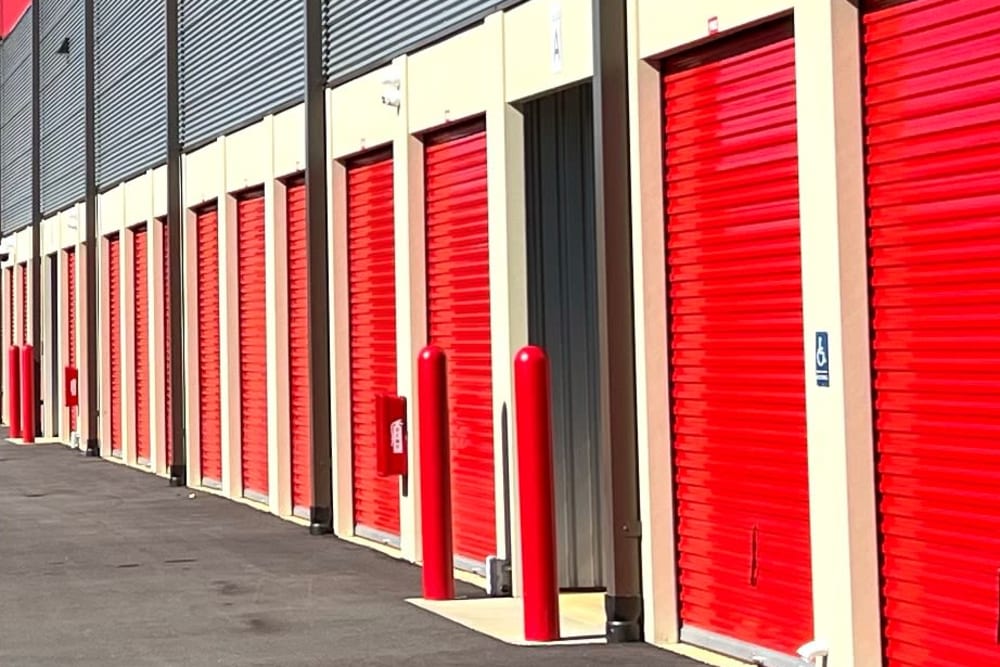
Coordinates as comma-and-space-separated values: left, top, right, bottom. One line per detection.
664, 35, 812, 658
286, 180, 311, 513
107, 235, 122, 458
237, 193, 269, 499
18, 262, 26, 344
524, 84, 603, 590
94, 0, 167, 188
39, 0, 85, 215
865, 2, 1000, 665
179, 0, 303, 148
1, 7, 33, 233
133, 227, 150, 463
425, 123, 495, 565
66, 248, 77, 433
347, 153, 399, 538
197, 207, 221, 484
323, 0, 521, 83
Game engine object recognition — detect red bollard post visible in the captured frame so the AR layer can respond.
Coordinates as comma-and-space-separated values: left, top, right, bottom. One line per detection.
8, 346, 21, 438
513, 345, 560, 642
418, 345, 455, 600
20, 344, 34, 444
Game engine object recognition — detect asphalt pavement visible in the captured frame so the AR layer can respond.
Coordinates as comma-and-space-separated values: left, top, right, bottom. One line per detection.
0, 434, 704, 667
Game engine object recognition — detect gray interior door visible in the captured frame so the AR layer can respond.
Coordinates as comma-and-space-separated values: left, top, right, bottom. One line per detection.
524, 82, 603, 590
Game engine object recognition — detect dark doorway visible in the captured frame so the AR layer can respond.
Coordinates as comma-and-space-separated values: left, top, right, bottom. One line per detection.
49, 253, 59, 438
524, 82, 603, 590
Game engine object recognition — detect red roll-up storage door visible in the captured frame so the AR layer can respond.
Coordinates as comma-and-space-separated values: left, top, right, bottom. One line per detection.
237, 193, 269, 500
865, 2, 1000, 665
107, 236, 122, 458
162, 221, 172, 464
286, 180, 311, 514
425, 123, 495, 567
197, 207, 222, 485
19, 263, 27, 345
66, 249, 77, 433
133, 228, 150, 464
663, 29, 811, 660
348, 152, 399, 540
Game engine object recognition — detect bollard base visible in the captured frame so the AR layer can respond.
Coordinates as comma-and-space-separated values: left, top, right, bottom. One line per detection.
84, 438, 100, 457
309, 506, 332, 535
605, 594, 643, 643
168, 464, 187, 487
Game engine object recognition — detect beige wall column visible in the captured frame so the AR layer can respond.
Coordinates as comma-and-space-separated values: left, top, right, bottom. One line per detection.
795, 1, 881, 664
58, 248, 70, 441
40, 253, 52, 437
98, 234, 111, 457
122, 226, 137, 466
329, 158, 352, 539
392, 55, 425, 563
183, 207, 203, 486
265, 125, 291, 516
220, 175, 241, 497
626, 0, 680, 644
483, 11, 529, 590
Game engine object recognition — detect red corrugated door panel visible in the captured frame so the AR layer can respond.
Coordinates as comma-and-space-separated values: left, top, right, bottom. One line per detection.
237, 193, 269, 499
19, 263, 27, 345
348, 152, 399, 539
865, 2, 1000, 665
162, 221, 172, 464
197, 207, 222, 485
425, 123, 496, 566
664, 31, 812, 658
133, 227, 150, 463
286, 180, 311, 513
107, 236, 122, 458
66, 249, 77, 433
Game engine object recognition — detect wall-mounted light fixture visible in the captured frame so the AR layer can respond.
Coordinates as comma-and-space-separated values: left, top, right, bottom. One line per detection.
380, 68, 401, 109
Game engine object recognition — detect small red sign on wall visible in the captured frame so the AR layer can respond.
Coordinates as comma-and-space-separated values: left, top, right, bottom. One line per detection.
64, 366, 79, 407
376, 393, 407, 477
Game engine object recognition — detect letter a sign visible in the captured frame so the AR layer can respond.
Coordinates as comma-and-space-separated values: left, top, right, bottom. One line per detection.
551, 4, 562, 73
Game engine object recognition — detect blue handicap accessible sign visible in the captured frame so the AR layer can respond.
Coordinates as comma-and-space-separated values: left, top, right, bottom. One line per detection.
815, 331, 830, 387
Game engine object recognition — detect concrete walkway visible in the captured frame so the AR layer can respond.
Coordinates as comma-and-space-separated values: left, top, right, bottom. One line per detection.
0, 436, 704, 667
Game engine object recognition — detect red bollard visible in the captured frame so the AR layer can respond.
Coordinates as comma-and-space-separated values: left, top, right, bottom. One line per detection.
8, 346, 21, 438
418, 345, 455, 600
20, 344, 34, 444
513, 345, 560, 642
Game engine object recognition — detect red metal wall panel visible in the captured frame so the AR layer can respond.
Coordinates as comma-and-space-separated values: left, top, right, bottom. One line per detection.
197, 208, 222, 484
6, 267, 12, 347
286, 181, 311, 512
66, 249, 77, 433
133, 228, 150, 463
663, 35, 812, 657
107, 236, 122, 457
162, 221, 172, 464
425, 124, 496, 565
348, 153, 399, 538
865, 2, 1000, 665
237, 193, 269, 499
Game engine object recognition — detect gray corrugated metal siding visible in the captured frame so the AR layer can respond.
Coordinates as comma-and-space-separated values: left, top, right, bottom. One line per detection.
95, 0, 167, 188
1, 7, 34, 233
323, 0, 525, 84
40, 0, 86, 216
179, 0, 304, 149
525, 83, 603, 589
